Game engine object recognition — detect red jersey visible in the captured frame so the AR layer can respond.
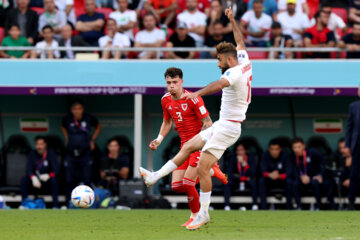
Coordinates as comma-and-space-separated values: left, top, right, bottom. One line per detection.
161, 89, 209, 145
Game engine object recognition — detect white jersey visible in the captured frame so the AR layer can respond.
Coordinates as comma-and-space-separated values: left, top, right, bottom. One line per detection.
219, 50, 252, 122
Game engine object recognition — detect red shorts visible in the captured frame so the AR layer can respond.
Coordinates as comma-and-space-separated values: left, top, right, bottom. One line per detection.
176, 151, 201, 170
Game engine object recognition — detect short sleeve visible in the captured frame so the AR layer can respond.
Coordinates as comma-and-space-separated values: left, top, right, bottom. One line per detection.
200, 12, 207, 25
157, 30, 166, 41
301, 14, 310, 28
241, 11, 250, 23
66, 0, 74, 5
334, 14, 346, 29
98, 36, 106, 47
1, 37, 7, 46
135, 32, 142, 42
90, 115, 99, 127
35, 42, 42, 54
130, 11, 137, 22
53, 41, 60, 58
161, 98, 171, 120
192, 96, 209, 119
237, 50, 249, 63
222, 67, 242, 86
263, 16, 272, 30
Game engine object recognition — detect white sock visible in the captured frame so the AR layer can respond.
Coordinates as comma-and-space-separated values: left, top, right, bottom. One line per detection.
191, 212, 198, 218
156, 160, 177, 178
199, 191, 212, 214
209, 168, 214, 176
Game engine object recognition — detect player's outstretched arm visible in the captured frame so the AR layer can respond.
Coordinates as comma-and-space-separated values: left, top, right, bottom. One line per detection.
225, 7, 246, 51
185, 79, 230, 100
149, 118, 172, 150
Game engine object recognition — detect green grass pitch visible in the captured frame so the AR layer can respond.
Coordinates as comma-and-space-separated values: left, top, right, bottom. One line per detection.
1, 210, 359, 240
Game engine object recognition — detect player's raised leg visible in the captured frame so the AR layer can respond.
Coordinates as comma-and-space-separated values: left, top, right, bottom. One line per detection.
139, 134, 206, 186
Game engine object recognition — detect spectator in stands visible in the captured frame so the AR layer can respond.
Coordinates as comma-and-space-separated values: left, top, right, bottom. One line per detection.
201, 20, 232, 58
134, 12, 165, 59
337, 138, 351, 190
96, 0, 113, 8
109, 0, 137, 42
310, 4, 347, 41
62, 100, 101, 206
304, 11, 336, 58
21, 136, 59, 208
76, 0, 105, 46
166, 21, 195, 59
143, 0, 177, 28
240, 0, 272, 47
339, 22, 360, 59
270, 21, 293, 59
0, 23, 31, 58
0, 0, 14, 27
177, 0, 207, 47
177, 0, 210, 16
59, 24, 89, 59
277, 0, 310, 46
259, 139, 293, 209
224, 142, 258, 211
55, 0, 76, 26
292, 137, 333, 210
225, 0, 247, 20
247, 0, 278, 19
31, 25, 60, 59
99, 137, 130, 195
278, 0, 308, 17
349, 0, 360, 23
206, 0, 232, 40
98, 18, 130, 59
345, 87, 360, 210
38, 0, 67, 40
4, 0, 38, 45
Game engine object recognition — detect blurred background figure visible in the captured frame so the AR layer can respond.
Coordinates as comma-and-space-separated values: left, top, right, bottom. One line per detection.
98, 137, 130, 196
270, 21, 293, 59
61, 100, 101, 206
31, 25, 60, 59
21, 136, 59, 208
59, 24, 89, 59
38, 0, 66, 40
166, 21, 195, 59
223, 142, 258, 211
0, 23, 31, 58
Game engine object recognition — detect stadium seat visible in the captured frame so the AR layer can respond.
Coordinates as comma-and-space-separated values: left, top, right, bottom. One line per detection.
30, 7, 45, 15
332, 8, 348, 24
96, 7, 113, 20
236, 136, 263, 160
307, 135, 332, 157
247, 51, 268, 59
2, 135, 31, 192
306, 0, 319, 19
0, 27, 5, 45
45, 135, 65, 163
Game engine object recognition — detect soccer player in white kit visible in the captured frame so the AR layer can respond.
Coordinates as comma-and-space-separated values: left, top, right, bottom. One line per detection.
139, 7, 252, 230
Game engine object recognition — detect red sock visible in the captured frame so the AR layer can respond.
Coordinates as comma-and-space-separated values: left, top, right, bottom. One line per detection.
171, 181, 185, 193
183, 178, 199, 214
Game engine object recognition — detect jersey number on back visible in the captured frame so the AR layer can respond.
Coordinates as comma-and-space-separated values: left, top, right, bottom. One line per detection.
247, 75, 253, 103
176, 112, 183, 122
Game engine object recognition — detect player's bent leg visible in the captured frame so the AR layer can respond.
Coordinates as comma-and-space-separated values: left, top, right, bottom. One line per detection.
187, 151, 217, 230
181, 166, 200, 227
171, 170, 186, 193
172, 135, 205, 166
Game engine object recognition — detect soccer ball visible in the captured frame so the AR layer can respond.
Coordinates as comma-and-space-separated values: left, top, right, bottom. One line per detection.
71, 185, 95, 208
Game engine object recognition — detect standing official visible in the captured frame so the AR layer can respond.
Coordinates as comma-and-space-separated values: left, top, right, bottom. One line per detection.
61, 100, 101, 205
346, 88, 360, 210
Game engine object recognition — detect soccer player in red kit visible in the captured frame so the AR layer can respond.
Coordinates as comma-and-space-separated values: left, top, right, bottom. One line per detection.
147, 67, 227, 227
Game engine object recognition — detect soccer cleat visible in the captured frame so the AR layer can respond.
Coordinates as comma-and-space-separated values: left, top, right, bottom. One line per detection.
186, 212, 210, 230
181, 218, 194, 227
211, 163, 228, 184
139, 167, 158, 187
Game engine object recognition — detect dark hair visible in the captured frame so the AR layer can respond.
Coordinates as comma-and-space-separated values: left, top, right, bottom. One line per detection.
271, 21, 282, 29
338, 137, 345, 143
70, 99, 84, 108
35, 136, 47, 143
320, 2, 331, 9
107, 137, 120, 146
42, 25, 54, 32
314, 11, 321, 20
213, 19, 224, 27
164, 67, 183, 79
216, 41, 237, 58
9, 23, 20, 30
143, 12, 156, 21
108, 18, 117, 25
292, 137, 304, 145
269, 139, 281, 147
253, 0, 263, 5
211, 0, 221, 5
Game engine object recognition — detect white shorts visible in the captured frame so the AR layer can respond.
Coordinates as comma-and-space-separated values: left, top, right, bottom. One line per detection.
199, 119, 242, 160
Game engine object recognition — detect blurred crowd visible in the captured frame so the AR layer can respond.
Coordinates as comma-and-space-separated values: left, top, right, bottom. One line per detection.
0, 0, 359, 59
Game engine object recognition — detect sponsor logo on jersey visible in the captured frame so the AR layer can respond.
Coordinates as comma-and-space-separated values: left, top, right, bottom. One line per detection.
199, 106, 206, 115
168, 106, 172, 110
181, 103, 188, 111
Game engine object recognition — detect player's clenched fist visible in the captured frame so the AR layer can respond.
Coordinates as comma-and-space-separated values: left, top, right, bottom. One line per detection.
149, 135, 164, 150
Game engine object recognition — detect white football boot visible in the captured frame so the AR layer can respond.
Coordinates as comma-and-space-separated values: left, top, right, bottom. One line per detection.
139, 167, 159, 187
186, 211, 210, 230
